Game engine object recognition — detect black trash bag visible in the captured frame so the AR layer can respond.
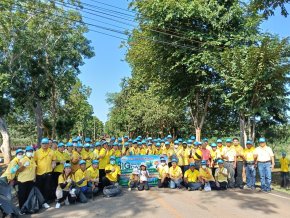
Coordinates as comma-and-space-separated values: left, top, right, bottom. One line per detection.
21, 186, 45, 214
0, 181, 19, 217
103, 185, 121, 197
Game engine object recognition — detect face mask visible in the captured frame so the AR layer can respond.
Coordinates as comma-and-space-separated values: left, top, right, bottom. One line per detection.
26, 152, 33, 158
202, 165, 206, 169
73, 143, 77, 146
161, 162, 165, 166
110, 160, 115, 165
174, 145, 178, 149
89, 148, 93, 152
17, 154, 23, 160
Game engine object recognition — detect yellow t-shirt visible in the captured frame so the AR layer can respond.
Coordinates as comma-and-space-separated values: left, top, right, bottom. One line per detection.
58, 173, 75, 191
99, 148, 110, 169
17, 156, 37, 183
130, 147, 140, 155
216, 146, 225, 159
215, 167, 228, 182
199, 168, 214, 181
93, 149, 100, 159
71, 151, 81, 172
175, 148, 184, 166
163, 148, 175, 162
169, 166, 182, 179
243, 147, 255, 162
182, 148, 190, 166
54, 150, 70, 173
154, 149, 162, 155
105, 164, 121, 182
184, 169, 199, 182
34, 148, 56, 175
157, 165, 169, 179
74, 168, 88, 187
109, 149, 122, 158
234, 145, 244, 161
193, 149, 202, 160
146, 148, 154, 155
86, 166, 99, 180
139, 148, 147, 155
280, 158, 289, 172
81, 149, 92, 168
1, 157, 20, 181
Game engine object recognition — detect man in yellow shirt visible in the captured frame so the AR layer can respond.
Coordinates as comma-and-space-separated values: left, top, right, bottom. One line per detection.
98, 141, 110, 188
169, 158, 183, 189
233, 138, 244, 189
214, 159, 228, 190
243, 140, 256, 190
81, 143, 92, 168
222, 138, 236, 188
86, 160, 100, 196
184, 162, 202, 191
110, 142, 122, 157
75, 160, 91, 202
199, 160, 215, 190
34, 137, 56, 204
181, 142, 190, 172
163, 142, 175, 167
71, 144, 83, 173
122, 142, 130, 156
154, 143, 162, 155
157, 156, 169, 188
130, 141, 140, 155
140, 141, 147, 155
103, 156, 121, 187
280, 152, 289, 188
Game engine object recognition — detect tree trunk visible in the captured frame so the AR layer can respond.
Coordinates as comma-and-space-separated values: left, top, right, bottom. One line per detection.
33, 100, 44, 147
0, 117, 11, 163
195, 128, 201, 142
239, 114, 246, 148
51, 81, 57, 140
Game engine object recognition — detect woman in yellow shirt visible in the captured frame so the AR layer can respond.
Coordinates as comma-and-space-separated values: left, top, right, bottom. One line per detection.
86, 160, 100, 196
199, 160, 216, 190
214, 159, 228, 190
169, 158, 183, 189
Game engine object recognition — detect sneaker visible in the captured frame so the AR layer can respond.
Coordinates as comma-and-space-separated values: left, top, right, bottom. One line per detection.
64, 197, 70, 206
135, 187, 138, 191
187, 187, 192, 191
43, 203, 50, 209
55, 203, 61, 209
128, 188, 132, 191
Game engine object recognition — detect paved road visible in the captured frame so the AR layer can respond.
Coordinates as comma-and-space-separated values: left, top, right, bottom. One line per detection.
23, 188, 290, 218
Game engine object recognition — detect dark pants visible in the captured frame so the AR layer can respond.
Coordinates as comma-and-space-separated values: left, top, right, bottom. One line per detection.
18, 181, 34, 209
52, 172, 61, 196
56, 190, 77, 204
180, 166, 185, 175
102, 177, 114, 187
36, 173, 53, 202
201, 181, 217, 189
168, 162, 172, 168
235, 161, 243, 187
281, 172, 289, 188
212, 168, 217, 177
129, 181, 139, 188
99, 169, 106, 190
158, 178, 169, 188
213, 181, 228, 190
138, 181, 149, 191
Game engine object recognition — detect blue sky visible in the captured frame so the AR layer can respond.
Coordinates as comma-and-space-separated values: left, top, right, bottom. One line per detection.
78, 1, 290, 123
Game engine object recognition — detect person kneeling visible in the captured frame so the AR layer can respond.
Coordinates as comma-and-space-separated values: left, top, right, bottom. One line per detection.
102, 156, 121, 187
138, 163, 149, 191
184, 162, 202, 191
75, 160, 92, 203
169, 159, 183, 189
55, 163, 77, 209
214, 160, 228, 190
157, 156, 169, 188
128, 169, 139, 191
86, 160, 100, 197
199, 160, 216, 190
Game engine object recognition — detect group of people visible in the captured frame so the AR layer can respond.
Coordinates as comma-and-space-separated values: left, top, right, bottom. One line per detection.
0, 134, 287, 214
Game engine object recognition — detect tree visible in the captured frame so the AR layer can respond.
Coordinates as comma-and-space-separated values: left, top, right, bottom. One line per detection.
250, 0, 290, 17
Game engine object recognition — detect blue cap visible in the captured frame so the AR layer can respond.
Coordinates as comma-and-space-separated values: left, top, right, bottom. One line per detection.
76, 136, 81, 141
66, 142, 73, 147
124, 142, 129, 146
165, 141, 170, 145
187, 140, 193, 144
113, 142, 118, 146
174, 140, 179, 144
217, 159, 224, 164
259, 138, 266, 143
189, 162, 196, 167
246, 140, 253, 145
76, 143, 83, 148
64, 163, 71, 168
137, 136, 142, 139
16, 149, 24, 155
110, 156, 116, 160
201, 160, 207, 165
226, 138, 232, 143
203, 138, 208, 142
156, 142, 161, 147
72, 138, 77, 143
118, 137, 122, 142
25, 146, 33, 151
85, 137, 91, 143
160, 140, 165, 143
160, 156, 166, 161
124, 136, 129, 139
133, 140, 137, 144
92, 160, 99, 165
128, 139, 133, 143
110, 137, 116, 141
211, 143, 217, 147
58, 142, 65, 147
118, 143, 122, 147
138, 142, 142, 146
95, 142, 101, 146
190, 136, 196, 140
172, 158, 178, 163
147, 137, 152, 140
84, 143, 91, 148
102, 141, 108, 145
282, 152, 286, 156
194, 141, 199, 146
167, 135, 172, 139
178, 138, 183, 142
41, 138, 49, 144
141, 140, 146, 144
182, 141, 187, 144
148, 142, 152, 146
79, 160, 86, 165
217, 139, 222, 143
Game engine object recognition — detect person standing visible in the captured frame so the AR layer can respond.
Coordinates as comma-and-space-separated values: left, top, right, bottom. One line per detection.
254, 138, 275, 193
233, 138, 244, 189
98, 141, 110, 188
279, 152, 289, 188
222, 138, 236, 188
243, 140, 256, 190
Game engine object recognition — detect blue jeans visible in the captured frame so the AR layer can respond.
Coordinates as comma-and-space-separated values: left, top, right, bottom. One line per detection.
186, 182, 202, 190
170, 179, 182, 189
245, 164, 256, 188
258, 162, 272, 191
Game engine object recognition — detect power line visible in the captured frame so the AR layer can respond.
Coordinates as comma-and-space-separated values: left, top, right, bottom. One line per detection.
86, 0, 136, 14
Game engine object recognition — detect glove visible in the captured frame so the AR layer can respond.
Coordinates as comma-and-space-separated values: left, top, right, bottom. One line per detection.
24, 161, 30, 167
66, 178, 72, 183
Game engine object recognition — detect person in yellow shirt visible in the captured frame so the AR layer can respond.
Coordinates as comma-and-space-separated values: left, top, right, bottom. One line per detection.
81, 143, 92, 168
86, 160, 100, 196
214, 159, 228, 190
184, 162, 202, 191
280, 152, 289, 188
210, 143, 219, 176
64, 142, 74, 161
139, 141, 147, 155
1, 149, 23, 184
181, 142, 190, 172
157, 156, 169, 188
122, 142, 130, 156
130, 141, 140, 155
243, 140, 256, 190
103, 156, 121, 187
199, 160, 216, 190
92, 142, 101, 160
169, 158, 183, 189
190, 142, 203, 169
16, 146, 37, 209
55, 163, 76, 209
221, 138, 236, 188
74, 160, 91, 202
146, 142, 154, 155
128, 168, 140, 191
154, 143, 162, 155
163, 142, 175, 167
233, 138, 244, 189
34, 137, 56, 204
173, 141, 184, 172
110, 142, 122, 157
71, 144, 83, 173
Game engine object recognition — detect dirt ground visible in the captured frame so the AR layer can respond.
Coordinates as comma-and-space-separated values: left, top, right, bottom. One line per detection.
22, 187, 290, 218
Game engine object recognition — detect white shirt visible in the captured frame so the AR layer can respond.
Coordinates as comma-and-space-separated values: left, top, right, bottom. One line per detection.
223, 146, 236, 161
254, 146, 274, 162
139, 170, 149, 182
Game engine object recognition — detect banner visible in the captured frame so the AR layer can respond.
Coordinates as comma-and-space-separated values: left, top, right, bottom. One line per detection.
116, 155, 167, 186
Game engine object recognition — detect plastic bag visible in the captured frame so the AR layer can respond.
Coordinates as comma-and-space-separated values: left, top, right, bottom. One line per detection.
204, 182, 211, 192
103, 185, 121, 197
